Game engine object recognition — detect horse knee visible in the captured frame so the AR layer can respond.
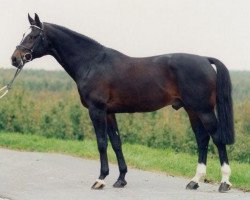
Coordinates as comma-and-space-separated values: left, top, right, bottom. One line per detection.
112, 146, 120, 153
98, 140, 107, 153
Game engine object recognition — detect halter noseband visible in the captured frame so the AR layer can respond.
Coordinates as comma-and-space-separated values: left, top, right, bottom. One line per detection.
16, 25, 44, 63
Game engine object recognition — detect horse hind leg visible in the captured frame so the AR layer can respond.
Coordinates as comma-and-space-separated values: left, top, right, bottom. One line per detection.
186, 110, 210, 190
199, 111, 232, 192
216, 143, 232, 192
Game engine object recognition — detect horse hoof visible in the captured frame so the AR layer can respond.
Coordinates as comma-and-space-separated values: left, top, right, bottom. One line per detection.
113, 179, 127, 188
219, 182, 231, 193
91, 179, 106, 190
186, 181, 199, 190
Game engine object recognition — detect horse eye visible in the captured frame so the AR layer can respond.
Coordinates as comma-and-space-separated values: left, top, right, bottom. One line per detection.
30, 35, 38, 40
31, 35, 38, 40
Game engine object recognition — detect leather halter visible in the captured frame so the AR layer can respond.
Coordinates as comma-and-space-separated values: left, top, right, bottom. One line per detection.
16, 25, 44, 63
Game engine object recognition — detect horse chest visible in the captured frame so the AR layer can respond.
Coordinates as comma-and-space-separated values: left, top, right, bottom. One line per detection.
77, 81, 110, 109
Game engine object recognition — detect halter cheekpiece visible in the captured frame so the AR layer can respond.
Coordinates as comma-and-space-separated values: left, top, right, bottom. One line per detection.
16, 24, 44, 63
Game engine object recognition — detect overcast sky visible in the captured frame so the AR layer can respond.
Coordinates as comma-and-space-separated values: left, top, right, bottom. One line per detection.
1, 0, 250, 70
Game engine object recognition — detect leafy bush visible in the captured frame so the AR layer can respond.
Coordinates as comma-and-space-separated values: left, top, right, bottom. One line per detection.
0, 69, 249, 163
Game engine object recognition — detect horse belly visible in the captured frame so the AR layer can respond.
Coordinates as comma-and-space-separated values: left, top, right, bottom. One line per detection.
107, 85, 177, 113
106, 57, 180, 113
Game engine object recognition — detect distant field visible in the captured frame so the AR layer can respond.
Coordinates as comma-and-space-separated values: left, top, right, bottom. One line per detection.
0, 132, 249, 190
0, 69, 249, 164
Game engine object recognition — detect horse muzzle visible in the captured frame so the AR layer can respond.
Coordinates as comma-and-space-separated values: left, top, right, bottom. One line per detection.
11, 56, 23, 68
11, 52, 32, 69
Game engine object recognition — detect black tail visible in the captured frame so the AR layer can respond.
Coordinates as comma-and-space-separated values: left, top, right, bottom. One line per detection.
207, 57, 235, 145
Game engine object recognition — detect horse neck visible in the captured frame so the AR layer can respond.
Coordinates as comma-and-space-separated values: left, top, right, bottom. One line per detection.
45, 23, 103, 81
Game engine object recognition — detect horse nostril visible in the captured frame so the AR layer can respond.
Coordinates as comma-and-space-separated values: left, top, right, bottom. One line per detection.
11, 56, 18, 66
12, 57, 17, 63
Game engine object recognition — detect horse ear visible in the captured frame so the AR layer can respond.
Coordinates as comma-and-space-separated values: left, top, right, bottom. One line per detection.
34, 13, 42, 28
28, 13, 34, 25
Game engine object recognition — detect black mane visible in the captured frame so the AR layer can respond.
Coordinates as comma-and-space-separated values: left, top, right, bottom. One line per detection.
45, 22, 102, 47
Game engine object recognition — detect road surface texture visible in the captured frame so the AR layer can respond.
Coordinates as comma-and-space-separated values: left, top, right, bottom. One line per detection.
0, 148, 249, 200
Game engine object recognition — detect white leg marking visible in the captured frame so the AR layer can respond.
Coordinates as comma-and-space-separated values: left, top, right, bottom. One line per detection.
191, 163, 206, 183
96, 179, 106, 186
92, 179, 106, 189
221, 163, 232, 186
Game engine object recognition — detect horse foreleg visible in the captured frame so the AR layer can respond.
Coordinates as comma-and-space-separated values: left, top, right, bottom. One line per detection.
89, 107, 109, 189
107, 114, 128, 188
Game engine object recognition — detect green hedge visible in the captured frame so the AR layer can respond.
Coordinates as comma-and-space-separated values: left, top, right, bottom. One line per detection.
0, 69, 249, 163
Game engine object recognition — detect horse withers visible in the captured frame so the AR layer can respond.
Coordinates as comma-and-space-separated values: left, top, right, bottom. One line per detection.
11, 14, 234, 192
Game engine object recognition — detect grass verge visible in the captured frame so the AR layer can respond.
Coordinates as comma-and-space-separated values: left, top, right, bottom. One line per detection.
0, 132, 249, 191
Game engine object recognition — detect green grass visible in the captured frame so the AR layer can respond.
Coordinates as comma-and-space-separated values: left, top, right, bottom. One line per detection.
0, 132, 249, 191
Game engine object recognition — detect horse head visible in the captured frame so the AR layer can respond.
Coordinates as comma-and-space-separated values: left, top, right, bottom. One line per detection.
11, 13, 48, 68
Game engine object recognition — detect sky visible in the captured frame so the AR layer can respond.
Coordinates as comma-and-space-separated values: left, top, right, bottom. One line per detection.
1, 0, 250, 71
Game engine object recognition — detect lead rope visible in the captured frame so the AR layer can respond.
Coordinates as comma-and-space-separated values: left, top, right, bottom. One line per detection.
0, 65, 24, 99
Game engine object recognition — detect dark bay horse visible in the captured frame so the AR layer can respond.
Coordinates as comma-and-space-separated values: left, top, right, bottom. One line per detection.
11, 14, 234, 192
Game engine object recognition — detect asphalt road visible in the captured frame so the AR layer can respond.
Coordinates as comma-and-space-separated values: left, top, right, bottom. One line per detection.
0, 148, 249, 200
